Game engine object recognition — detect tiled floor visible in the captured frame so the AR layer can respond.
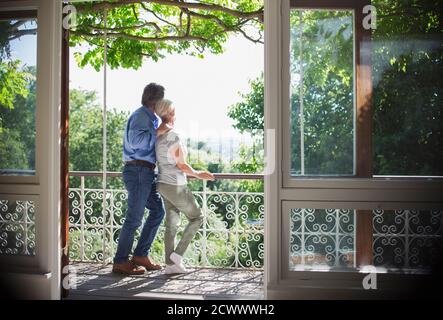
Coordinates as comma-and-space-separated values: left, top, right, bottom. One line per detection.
65, 263, 264, 300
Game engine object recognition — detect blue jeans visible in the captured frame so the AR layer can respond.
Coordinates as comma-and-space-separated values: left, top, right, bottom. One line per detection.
113, 165, 165, 264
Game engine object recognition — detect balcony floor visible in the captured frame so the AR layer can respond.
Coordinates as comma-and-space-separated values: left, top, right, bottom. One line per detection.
65, 263, 264, 300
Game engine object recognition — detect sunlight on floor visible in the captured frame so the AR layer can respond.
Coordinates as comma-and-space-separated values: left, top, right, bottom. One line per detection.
66, 263, 264, 300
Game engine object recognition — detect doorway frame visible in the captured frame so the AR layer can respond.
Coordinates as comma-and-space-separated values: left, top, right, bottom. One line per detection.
0, 0, 62, 300
265, 0, 443, 299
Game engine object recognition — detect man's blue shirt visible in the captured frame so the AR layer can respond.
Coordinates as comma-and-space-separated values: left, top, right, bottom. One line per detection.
123, 106, 159, 164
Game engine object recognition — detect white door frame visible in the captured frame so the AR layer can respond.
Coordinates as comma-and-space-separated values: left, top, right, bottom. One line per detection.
264, 0, 283, 300
264, 0, 443, 299
0, 0, 62, 300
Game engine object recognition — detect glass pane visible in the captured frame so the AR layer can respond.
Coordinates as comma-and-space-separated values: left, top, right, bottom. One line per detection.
372, 1, 443, 176
373, 209, 442, 272
289, 208, 356, 271
0, 17, 37, 176
288, 207, 442, 273
0, 199, 36, 256
290, 10, 355, 176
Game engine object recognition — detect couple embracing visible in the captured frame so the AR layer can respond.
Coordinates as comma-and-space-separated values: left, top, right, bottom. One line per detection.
112, 83, 214, 275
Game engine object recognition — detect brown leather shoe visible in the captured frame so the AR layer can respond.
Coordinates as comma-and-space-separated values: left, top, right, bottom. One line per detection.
131, 256, 162, 271
112, 261, 145, 275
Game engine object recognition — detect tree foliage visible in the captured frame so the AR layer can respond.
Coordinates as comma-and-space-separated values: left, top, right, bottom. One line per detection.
371, 0, 443, 175
70, 0, 264, 70
289, 10, 355, 175
0, 65, 36, 172
68, 88, 131, 189
228, 74, 264, 192
228, 73, 263, 136
0, 61, 33, 110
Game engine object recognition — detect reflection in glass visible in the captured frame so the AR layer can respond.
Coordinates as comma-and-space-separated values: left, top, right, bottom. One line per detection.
0, 199, 36, 256
0, 17, 37, 176
289, 208, 356, 271
373, 209, 443, 270
288, 207, 443, 273
290, 10, 355, 176
372, 0, 443, 176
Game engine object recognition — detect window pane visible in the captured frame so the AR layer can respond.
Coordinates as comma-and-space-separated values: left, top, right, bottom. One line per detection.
373, 209, 442, 271
290, 10, 355, 176
0, 198, 36, 256
288, 207, 442, 273
372, 0, 443, 176
289, 208, 356, 271
0, 17, 37, 176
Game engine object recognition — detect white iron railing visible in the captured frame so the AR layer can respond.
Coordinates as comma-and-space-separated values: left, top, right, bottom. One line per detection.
68, 172, 264, 269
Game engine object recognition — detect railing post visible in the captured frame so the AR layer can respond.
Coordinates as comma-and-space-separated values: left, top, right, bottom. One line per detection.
101, 8, 109, 266
80, 175, 85, 261
335, 209, 340, 267
24, 201, 28, 255
109, 190, 115, 262
102, 188, 107, 265
234, 194, 240, 268
202, 180, 208, 267
405, 210, 410, 269
301, 209, 305, 265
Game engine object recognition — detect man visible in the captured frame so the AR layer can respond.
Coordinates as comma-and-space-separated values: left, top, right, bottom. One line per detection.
112, 83, 166, 275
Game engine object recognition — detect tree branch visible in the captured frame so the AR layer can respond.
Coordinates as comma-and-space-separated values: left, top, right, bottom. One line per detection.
185, 9, 191, 36
75, 1, 263, 45
140, 2, 180, 32
179, 10, 184, 34
71, 30, 207, 43
76, 0, 264, 22
130, 4, 138, 21
186, 9, 230, 29
8, 29, 37, 41
89, 22, 162, 33
237, 28, 264, 44
8, 20, 27, 31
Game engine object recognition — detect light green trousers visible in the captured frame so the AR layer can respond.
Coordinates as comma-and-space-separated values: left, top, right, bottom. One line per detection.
158, 182, 203, 265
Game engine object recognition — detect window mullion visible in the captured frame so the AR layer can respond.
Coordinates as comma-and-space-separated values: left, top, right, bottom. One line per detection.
354, 0, 374, 267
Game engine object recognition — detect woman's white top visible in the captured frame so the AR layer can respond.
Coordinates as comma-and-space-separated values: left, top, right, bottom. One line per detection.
155, 130, 187, 186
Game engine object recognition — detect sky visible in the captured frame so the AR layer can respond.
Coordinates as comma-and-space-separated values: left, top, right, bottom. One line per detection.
70, 35, 264, 141
9, 20, 37, 66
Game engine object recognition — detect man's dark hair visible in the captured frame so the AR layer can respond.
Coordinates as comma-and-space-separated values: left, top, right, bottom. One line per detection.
141, 83, 165, 108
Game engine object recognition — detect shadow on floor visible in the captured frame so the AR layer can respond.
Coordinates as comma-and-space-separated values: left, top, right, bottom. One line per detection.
65, 263, 264, 300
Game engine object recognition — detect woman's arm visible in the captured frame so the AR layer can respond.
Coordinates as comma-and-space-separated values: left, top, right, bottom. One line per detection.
171, 143, 215, 180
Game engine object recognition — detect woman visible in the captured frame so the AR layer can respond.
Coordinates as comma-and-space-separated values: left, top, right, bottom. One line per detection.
155, 99, 215, 274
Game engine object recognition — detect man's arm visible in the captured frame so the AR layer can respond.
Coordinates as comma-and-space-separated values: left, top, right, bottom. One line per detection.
156, 122, 172, 137
127, 115, 154, 149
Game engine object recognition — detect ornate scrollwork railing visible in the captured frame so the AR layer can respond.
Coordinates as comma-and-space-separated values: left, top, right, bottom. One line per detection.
68, 172, 264, 269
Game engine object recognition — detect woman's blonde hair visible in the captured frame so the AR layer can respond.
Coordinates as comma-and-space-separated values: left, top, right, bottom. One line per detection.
155, 99, 174, 120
